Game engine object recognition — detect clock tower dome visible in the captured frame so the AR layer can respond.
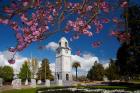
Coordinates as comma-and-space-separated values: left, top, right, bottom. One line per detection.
55, 37, 72, 83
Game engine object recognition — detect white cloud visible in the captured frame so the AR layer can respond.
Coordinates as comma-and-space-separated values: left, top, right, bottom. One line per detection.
0, 54, 7, 66
82, 53, 95, 59
103, 62, 109, 69
0, 50, 28, 74
71, 53, 99, 76
49, 63, 55, 72
48, 53, 99, 76
0, 41, 110, 78
45, 42, 58, 51
100, 59, 116, 69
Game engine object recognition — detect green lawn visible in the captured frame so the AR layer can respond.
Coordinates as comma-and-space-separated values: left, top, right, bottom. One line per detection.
1, 88, 37, 93
1, 84, 140, 93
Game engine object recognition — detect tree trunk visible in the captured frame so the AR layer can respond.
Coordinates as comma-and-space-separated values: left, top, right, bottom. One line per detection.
76, 68, 77, 81
45, 62, 46, 80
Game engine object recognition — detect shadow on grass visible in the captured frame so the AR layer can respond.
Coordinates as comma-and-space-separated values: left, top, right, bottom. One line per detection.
101, 82, 140, 90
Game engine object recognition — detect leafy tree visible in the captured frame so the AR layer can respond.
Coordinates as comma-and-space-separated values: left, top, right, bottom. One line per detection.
37, 58, 53, 80
19, 60, 31, 81
2, 66, 13, 82
72, 62, 81, 81
37, 67, 42, 80
0, 66, 3, 78
87, 61, 104, 81
116, 5, 140, 80
77, 75, 88, 81
105, 59, 119, 81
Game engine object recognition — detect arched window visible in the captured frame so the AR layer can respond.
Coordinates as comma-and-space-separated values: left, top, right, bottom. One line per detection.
59, 42, 61, 46
57, 74, 59, 80
66, 74, 69, 80
65, 42, 67, 47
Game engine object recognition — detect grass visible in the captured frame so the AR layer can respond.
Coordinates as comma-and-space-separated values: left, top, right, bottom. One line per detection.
1, 88, 37, 93
130, 80, 140, 83
1, 83, 140, 93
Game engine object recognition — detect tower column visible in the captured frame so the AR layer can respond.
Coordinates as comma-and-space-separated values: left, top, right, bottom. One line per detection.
55, 37, 73, 86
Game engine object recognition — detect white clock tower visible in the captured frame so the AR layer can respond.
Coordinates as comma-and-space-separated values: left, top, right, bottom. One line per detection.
55, 37, 73, 82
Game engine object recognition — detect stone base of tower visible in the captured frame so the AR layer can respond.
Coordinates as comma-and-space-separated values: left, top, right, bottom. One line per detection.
54, 72, 73, 86
53, 80, 73, 86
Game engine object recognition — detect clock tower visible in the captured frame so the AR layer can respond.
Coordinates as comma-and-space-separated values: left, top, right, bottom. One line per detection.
55, 37, 72, 82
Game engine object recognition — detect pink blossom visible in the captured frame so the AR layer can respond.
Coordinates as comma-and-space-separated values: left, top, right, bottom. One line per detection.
100, 2, 110, 13
113, 17, 119, 23
2, 19, 9, 24
12, 25, 18, 31
83, 29, 89, 34
86, 6, 92, 11
88, 32, 93, 37
110, 31, 117, 36
8, 59, 15, 64
34, 0, 40, 6
16, 33, 22, 39
120, 1, 128, 8
78, 20, 84, 26
68, 20, 73, 27
64, 26, 72, 33
45, 26, 49, 30
9, 47, 16, 52
93, 2, 98, 6
53, 9, 58, 16
21, 14, 28, 22
4, 7, 13, 14
11, 2, 17, 9
33, 31, 40, 36
0, 18, 2, 23
17, 45, 23, 51
30, 26, 36, 31
118, 33, 130, 42
73, 26, 80, 32
26, 20, 33, 26
93, 19, 100, 26
96, 24, 103, 33
32, 13, 36, 19
101, 18, 110, 23
47, 15, 53, 22
86, 25, 91, 29
23, 2, 28, 6
92, 41, 102, 48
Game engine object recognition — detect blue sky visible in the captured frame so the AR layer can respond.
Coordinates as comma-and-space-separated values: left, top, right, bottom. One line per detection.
0, 21, 120, 63
0, 0, 140, 64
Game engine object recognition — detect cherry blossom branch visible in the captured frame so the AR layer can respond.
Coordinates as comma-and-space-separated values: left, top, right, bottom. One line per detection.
0, 0, 129, 64
80, 0, 87, 10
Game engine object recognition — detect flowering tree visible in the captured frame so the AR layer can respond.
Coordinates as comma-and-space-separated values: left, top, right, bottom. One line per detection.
0, 0, 129, 63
